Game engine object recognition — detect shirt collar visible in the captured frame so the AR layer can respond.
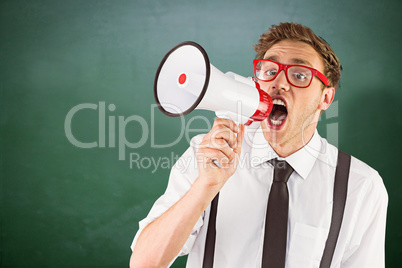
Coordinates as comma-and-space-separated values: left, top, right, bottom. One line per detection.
249, 128, 322, 180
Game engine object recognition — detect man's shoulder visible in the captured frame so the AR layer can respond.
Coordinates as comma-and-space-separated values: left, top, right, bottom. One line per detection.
349, 154, 386, 194
324, 138, 387, 198
174, 134, 206, 160
327, 147, 388, 202
189, 133, 206, 149
321, 137, 380, 178
349, 154, 378, 178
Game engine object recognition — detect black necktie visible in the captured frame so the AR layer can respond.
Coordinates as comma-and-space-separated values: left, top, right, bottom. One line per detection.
262, 159, 294, 268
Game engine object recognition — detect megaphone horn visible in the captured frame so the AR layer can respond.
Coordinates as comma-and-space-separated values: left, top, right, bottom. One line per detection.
154, 41, 272, 125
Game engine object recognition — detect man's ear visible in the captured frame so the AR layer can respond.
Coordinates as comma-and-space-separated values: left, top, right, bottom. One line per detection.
318, 87, 335, 111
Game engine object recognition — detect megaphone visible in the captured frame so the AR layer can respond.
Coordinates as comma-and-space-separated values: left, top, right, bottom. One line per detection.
154, 41, 272, 125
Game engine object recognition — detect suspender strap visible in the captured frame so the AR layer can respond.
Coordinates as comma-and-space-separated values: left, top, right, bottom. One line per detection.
202, 192, 219, 268
319, 150, 351, 268
202, 151, 351, 268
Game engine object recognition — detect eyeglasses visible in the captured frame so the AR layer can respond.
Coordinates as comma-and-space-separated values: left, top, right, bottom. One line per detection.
253, 59, 330, 88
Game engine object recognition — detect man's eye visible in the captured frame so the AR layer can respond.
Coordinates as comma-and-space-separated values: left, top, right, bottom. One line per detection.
265, 70, 277, 76
294, 73, 308, 80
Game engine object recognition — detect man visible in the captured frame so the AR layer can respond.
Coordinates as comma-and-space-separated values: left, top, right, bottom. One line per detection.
130, 23, 388, 267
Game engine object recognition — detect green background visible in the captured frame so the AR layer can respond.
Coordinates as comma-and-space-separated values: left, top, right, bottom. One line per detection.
1, 0, 401, 267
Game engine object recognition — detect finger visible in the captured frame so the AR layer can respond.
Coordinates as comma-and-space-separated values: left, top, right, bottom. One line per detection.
209, 127, 238, 148
212, 118, 239, 133
200, 139, 235, 162
233, 124, 245, 156
209, 119, 239, 148
198, 148, 233, 168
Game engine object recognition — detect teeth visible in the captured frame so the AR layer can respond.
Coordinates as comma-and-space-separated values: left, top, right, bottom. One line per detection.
270, 119, 283, 125
270, 99, 286, 126
272, 99, 286, 107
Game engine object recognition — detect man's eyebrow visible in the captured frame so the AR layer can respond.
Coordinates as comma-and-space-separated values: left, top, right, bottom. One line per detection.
264, 55, 278, 61
264, 55, 313, 67
291, 58, 313, 67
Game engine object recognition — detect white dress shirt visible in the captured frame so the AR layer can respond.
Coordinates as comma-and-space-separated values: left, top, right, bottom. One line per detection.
131, 124, 388, 268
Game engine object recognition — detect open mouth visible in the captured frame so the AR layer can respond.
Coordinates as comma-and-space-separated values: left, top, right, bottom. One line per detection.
268, 99, 288, 128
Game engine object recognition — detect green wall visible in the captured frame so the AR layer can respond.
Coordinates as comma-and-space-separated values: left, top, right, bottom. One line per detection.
1, 0, 401, 267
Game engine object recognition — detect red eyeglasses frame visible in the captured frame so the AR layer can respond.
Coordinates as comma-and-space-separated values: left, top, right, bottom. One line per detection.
253, 59, 330, 88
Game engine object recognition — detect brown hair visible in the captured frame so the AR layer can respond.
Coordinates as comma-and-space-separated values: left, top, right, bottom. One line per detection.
254, 22, 341, 90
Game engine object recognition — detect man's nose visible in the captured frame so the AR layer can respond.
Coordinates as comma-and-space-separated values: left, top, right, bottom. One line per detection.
270, 70, 290, 92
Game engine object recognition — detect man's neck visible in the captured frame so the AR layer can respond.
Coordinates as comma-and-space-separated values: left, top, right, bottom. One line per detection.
269, 126, 316, 158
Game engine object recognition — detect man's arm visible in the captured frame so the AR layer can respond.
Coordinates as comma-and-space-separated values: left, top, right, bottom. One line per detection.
341, 171, 388, 267
130, 119, 245, 268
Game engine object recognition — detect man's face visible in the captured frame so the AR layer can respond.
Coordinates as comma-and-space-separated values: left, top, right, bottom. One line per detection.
257, 40, 334, 156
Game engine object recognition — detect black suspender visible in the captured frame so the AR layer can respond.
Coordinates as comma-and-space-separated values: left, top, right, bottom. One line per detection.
202, 193, 219, 268
319, 150, 351, 268
202, 150, 351, 268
